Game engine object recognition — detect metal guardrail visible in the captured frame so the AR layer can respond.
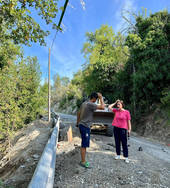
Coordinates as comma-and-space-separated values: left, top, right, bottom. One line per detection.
28, 116, 60, 188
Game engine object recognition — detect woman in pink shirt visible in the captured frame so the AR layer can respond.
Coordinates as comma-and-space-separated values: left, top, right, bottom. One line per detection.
108, 100, 131, 163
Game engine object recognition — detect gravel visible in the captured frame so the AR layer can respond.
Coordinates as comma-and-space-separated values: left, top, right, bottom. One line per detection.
54, 114, 170, 188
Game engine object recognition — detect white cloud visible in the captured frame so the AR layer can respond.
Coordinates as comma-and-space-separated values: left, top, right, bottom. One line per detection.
68, 2, 76, 10
80, 0, 86, 10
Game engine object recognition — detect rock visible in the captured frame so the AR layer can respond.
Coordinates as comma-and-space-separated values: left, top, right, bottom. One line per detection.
102, 145, 112, 151
75, 170, 80, 174
137, 171, 143, 174
138, 146, 143, 151
94, 138, 100, 141
59, 122, 66, 129
107, 143, 115, 147
32, 154, 39, 159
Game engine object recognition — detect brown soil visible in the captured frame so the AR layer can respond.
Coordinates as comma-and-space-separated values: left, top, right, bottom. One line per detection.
134, 108, 170, 145
0, 119, 52, 188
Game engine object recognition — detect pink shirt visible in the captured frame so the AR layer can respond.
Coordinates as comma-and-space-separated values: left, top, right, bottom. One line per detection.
112, 108, 131, 130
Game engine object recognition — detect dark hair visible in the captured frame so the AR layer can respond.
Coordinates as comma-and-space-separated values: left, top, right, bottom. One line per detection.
116, 100, 124, 107
89, 92, 98, 100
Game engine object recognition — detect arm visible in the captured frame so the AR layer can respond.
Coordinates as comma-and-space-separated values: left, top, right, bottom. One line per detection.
108, 101, 118, 111
96, 93, 105, 110
128, 120, 131, 133
76, 110, 81, 127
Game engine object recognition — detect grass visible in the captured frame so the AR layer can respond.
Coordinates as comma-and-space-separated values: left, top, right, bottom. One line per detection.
0, 180, 14, 188
159, 106, 170, 126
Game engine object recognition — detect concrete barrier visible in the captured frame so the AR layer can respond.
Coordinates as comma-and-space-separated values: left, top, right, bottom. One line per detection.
28, 117, 60, 188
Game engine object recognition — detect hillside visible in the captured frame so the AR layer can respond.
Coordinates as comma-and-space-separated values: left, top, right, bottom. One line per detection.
134, 107, 170, 145
0, 119, 52, 188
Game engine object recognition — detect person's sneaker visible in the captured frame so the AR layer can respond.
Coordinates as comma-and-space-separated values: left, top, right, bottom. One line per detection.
124, 158, 129, 163
79, 161, 89, 168
115, 155, 121, 160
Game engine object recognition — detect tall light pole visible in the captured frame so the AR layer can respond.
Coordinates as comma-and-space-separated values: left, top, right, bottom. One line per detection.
48, 0, 69, 122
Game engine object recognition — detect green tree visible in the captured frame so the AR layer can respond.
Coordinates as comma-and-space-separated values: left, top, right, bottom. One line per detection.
125, 10, 170, 116
51, 73, 70, 105
81, 25, 129, 101
0, 63, 21, 140
16, 56, 43, 123
0, 54, 47, 139
0, 40, 21, 69
161, 87, 170, 107
0, 0, 61, 46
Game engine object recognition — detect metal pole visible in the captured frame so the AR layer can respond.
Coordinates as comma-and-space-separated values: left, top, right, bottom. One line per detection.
48, 0, 69, 122
48, 47, 51, 122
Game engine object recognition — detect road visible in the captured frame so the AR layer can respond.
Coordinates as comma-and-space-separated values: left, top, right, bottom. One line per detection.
54, 113, 170, 188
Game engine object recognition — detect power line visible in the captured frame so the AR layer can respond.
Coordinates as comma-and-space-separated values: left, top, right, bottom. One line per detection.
48, 0, 69, 122
51, 0, 69, 50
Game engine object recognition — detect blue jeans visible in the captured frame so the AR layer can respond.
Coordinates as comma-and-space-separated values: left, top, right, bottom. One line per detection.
79, 124, 90, 148
114, 126, 128, 157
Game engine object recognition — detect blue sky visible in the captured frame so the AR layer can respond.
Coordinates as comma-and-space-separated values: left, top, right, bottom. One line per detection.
23, 0, 170, 83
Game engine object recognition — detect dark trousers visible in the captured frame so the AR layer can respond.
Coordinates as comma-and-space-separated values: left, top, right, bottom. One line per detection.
114, 126, 128, 157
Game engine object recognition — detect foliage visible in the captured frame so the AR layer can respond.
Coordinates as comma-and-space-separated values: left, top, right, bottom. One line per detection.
0, 0, 60, 142
51, 72, 82, 110
61, 10, 170, 121
51, 73, 70, 105
15, 56, 45, 123
161, 87, 170, 107
0, 40, 21, 69
124, 10, 170, 116
0, 179, 14, 188
0, 54, 48, 139
0, 0, 60, 46
81, 25, 129, 102
39, 80, 48, 113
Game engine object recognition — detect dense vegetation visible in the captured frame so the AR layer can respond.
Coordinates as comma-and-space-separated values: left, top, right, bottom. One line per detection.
52, 10, 170, 121
0, 3, 169, 142
0, 0, 61, 141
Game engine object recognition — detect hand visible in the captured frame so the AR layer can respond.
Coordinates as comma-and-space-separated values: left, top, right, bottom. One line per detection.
97, 93, 102, 99
127, 132, 130, 141
128, 129, 131, 134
